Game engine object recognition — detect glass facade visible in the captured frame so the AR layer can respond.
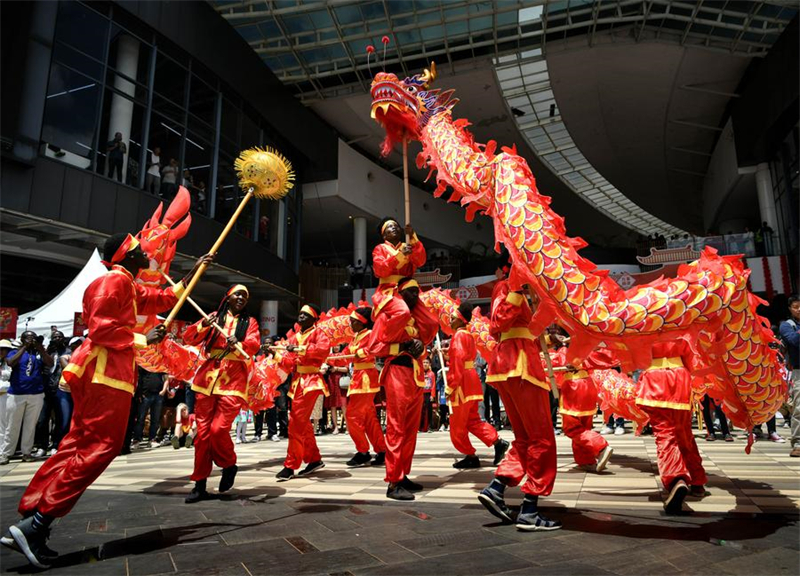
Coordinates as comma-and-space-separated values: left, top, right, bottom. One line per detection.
39, 0, 295, 254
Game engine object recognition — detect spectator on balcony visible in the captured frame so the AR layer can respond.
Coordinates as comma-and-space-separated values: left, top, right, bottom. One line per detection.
106, 132, 126, 182
350, 259, 366, 289
145, 147, 161, 195
196, 181, 207, 214
161, 158, 179, 199
756, 221, 775, 256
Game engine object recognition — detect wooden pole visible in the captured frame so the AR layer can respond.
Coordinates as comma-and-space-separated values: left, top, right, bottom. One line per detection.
402, 139, 411, 244
525, 285, 559, 399
158, 270, 249, 359
434, 332, 448, 388
163, 188, 255, 327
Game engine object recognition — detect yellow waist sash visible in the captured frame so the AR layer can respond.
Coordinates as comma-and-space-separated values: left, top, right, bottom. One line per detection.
296, 366, 319, 374
379, 275, 403, 285
464, 361, 475, 369
649, 357, 684, 370
353, 362, 375, 370
209, 348, 245, 362
500, 327, 534, 342
563, 370, 589, 381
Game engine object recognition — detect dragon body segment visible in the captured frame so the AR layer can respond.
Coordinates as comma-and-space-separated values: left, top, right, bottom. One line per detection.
370, 65, 784, 432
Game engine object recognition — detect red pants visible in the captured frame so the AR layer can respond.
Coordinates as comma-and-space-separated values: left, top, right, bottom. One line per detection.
346, 393, 386, 454
19, 369, 131, 517
641, 406, 707, 489
191, 393, 241, 481
494, 378, 556, 496
284, 389, 322, 470
561, 414, 608, 466
383, 363, 423, 484
449, 400, 498, 456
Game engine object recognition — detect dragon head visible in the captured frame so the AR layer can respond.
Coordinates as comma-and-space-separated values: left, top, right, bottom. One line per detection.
370, 62, 458, 156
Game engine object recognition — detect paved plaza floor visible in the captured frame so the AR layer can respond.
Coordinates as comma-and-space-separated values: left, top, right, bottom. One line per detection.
1, 423, 798, 575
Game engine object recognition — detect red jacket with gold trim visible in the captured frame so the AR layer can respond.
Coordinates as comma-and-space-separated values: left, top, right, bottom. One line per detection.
371, 235, 426, 315
446, 328, 483, 407
486, 279, 549, 391
282, 325, 330, 399
346, 329, 380, 396
368, 298, 438, 387
636, 339, 694, 411
62, 266, 182, 395
552, 347, 618, 417
184, 313, 260, 401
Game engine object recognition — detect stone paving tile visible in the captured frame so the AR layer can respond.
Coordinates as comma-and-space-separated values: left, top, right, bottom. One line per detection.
353, 548, 534, 575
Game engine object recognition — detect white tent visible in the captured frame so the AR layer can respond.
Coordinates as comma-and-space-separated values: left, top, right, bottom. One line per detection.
17, 249, 107, 338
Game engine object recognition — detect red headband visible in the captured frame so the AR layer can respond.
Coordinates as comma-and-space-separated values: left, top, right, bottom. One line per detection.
101, 234, 139, 267
350, 311, 368, 324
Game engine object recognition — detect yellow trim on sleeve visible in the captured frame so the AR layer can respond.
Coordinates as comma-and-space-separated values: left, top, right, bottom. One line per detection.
172, 281, 185, 298
648, 357, 684, 370
506, 291, 524, 306
389, 343, 400, 356
562, 370, 589, 381
133, 332, 148, 349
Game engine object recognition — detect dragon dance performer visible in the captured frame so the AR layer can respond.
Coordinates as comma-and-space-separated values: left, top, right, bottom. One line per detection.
183, 285, 260, 504
549, 338, 614, 473
636, 337, 707, 514
275, 303, 330, 481
447, 303, 509, 469
369, 278, 438, 500
371, 218, 426, 321
1, 234, 210, 569
344, 306, 387, 468
477, 266, 561, 531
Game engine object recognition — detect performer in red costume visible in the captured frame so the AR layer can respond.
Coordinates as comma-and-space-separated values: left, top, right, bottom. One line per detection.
447, 303, 509, 469
275, 303, 330, 481
636, 337, 707, 514
183, 285, 260, 503
1, 233, 210, 568
371, 218, 426, 320
477, 265, 561, 531
369, 278, 438, 500
548, 335, 614, 473
344, 306, 387, 468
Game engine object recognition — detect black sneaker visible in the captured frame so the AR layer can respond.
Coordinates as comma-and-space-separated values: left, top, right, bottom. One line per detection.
185, 435, 194, 449
664, 479, 689, 514
8, 517, 55, 568
276, 467, 294, 482
171, 436, 180, 450
298, 460, 325, 477
515, 511, 562, 532
372, 452, 386, 466
399, 476, 423, 492
346, 452, 372, 467
453, 455, 481, 469
386, 484, 415, 501
185, 480, 210, 504
595, 446, 613, 473
219, 464, 238, 493
477, 486, 515, 523
493, 439, 509, 465
1, 529, 58, 560
689, 484, 709, 498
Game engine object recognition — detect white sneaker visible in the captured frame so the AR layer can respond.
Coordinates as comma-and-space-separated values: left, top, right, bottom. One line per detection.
270, 434, 281, 442
48, 449, 56, 457
600, 426, 614, 435
0, 457, 9, 465
33, 449, 46, 459
769, 432, 786, 443
614, 427, 625, 436
235, 438, 241, 444
252, 435, 261, 442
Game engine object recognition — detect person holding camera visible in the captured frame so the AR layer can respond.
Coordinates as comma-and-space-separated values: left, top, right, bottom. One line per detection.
0, 331, 53, 465
106, 132, 127, 182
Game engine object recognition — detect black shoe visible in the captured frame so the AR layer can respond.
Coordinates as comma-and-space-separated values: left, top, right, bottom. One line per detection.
219, 464, 238, 493
478, 485, 515, 523
1, 528, 58, 561
276, 467, 294, 482
399, 476, 423, 492
386, 484, 415, 501
8, 517, 55, 568
185, 434, 194, 449
664, 479, 689, 514
298, 460, 325, 477
515, 510, 562, 531
453, 455, 481, 469
120, 446, 132, 455
185, 480, 210, 504
171, 436, 180, 450
346, 452, 372, 468
689, 484, 709, 498
372, 452, 386, 466
493, 439, 509, 466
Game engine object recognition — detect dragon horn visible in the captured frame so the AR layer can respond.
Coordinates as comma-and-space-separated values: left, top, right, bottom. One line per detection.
163, 186, 191, 226
419, 61, 437, 87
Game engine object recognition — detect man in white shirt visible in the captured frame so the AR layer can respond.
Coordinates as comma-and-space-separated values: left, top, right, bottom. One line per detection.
145, 147, 161, 195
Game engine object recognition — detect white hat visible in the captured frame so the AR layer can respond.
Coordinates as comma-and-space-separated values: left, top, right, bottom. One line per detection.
0, 339, 12, 349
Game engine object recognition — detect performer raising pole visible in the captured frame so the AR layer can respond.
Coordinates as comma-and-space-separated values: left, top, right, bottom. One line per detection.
1, 234, 211, 568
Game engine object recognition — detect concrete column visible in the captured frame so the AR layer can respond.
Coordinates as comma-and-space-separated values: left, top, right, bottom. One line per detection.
260, 300, 279, 340
107, 34, 140, 182
755, 162, 779, 254
353, 216, 367, 267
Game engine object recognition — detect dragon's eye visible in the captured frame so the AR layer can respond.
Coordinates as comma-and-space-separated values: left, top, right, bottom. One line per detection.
406, 85, 417, 93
